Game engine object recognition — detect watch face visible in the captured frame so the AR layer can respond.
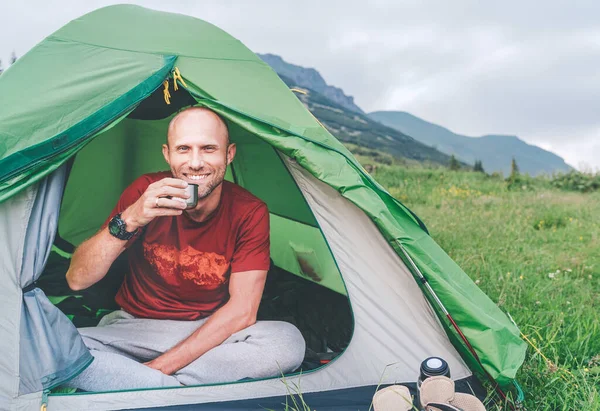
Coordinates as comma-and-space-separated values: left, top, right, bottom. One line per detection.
109, 216, 123, 237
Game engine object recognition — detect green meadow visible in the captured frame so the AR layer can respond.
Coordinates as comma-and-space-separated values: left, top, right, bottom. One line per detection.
366, 158, 600, 410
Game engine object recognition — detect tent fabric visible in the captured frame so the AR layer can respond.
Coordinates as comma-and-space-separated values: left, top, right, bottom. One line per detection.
0, 51, 176, 203
283, 157, 471, 379
18, 165, 92, 395
0, 180, 32, 408
0, 166, 91, 406
0, 4, 527, 409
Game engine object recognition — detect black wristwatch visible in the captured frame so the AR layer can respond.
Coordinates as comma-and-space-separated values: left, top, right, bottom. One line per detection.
108, 213, 139, 240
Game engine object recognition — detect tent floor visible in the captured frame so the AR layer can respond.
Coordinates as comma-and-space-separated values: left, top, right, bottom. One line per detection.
127, 377, 487, 411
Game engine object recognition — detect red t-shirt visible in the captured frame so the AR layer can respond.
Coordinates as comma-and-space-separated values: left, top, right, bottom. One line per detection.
105, 172, 270, 320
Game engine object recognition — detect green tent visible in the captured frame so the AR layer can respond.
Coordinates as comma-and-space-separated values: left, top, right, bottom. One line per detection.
0, 5, 526, 410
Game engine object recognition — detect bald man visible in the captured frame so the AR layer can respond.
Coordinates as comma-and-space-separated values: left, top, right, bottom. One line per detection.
65, 107, 305, 391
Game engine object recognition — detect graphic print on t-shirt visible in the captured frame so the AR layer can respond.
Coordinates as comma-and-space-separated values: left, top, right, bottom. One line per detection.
143, 242, 229, 287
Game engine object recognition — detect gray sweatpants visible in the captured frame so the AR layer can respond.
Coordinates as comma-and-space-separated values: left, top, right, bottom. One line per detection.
67, 310, 306, 391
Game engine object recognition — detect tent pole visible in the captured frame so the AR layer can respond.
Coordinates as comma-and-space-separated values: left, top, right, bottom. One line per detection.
396, 241, 515, 408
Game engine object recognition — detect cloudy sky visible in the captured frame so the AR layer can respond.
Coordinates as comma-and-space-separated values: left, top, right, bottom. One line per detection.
2, 0, 599, 170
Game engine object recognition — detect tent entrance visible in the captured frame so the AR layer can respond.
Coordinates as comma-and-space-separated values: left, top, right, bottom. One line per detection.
40, 96, 353, 391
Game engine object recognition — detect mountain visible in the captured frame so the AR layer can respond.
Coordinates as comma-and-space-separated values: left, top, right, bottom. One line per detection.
258, 53, 364, 114
259, 53, 572, 175
369, 111, 573, 176
276, 75, 457, 166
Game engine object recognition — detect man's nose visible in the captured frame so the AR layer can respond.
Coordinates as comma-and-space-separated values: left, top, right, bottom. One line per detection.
189, 151, 205, 169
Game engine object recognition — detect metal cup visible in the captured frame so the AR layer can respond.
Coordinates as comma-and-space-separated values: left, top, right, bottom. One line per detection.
185, 184, 198, 209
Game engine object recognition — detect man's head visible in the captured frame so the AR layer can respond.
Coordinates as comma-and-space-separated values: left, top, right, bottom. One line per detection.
162, 107, 236, 201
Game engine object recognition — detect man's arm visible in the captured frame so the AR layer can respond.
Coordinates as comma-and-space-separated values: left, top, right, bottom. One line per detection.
65, 226, 133, 291
66, 178, 188, 291
144, 269, 268, 375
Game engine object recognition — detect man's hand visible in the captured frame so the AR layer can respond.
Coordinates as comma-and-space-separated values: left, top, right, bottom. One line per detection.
143, 357, 171, 374
66, 177, 190, 291
121, 178, 189, 231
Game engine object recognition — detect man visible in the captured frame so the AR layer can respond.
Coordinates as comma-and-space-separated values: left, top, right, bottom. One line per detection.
65, 107, 305, 391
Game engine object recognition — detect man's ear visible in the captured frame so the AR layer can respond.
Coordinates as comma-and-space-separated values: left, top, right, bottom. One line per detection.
162, 144, 170, 165
226, 143, 237, 165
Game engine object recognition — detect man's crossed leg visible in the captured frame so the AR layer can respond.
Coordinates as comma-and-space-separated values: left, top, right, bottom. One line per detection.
67, 310, 306, 391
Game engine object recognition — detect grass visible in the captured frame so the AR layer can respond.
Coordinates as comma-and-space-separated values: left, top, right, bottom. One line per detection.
369, 164, 600, 410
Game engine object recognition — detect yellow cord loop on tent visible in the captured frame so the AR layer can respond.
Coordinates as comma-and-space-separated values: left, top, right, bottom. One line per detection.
163, 80, 171, 105
290, 87, 307, 94
173, 67, 187, 91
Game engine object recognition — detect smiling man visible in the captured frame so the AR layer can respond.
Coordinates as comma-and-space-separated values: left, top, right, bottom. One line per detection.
64, 107, 305, 391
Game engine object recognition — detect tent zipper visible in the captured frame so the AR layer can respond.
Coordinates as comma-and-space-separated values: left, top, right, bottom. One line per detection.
0, 60, 177, 186
40, 389, 49, 411
40, 354, 94, 409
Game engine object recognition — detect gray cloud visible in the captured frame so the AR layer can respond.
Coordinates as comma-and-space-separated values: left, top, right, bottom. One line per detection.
2, 0, 599, 169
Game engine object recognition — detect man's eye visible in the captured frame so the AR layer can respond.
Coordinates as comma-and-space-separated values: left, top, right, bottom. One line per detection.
177, 147, 189, 152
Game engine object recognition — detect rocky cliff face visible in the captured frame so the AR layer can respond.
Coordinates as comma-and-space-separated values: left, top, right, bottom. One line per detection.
258, 53, 364, 114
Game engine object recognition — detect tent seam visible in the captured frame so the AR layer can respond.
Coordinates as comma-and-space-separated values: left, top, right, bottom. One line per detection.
47, 36, 268, 64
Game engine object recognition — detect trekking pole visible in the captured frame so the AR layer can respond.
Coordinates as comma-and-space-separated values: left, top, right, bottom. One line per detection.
396, 241, 516, 410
